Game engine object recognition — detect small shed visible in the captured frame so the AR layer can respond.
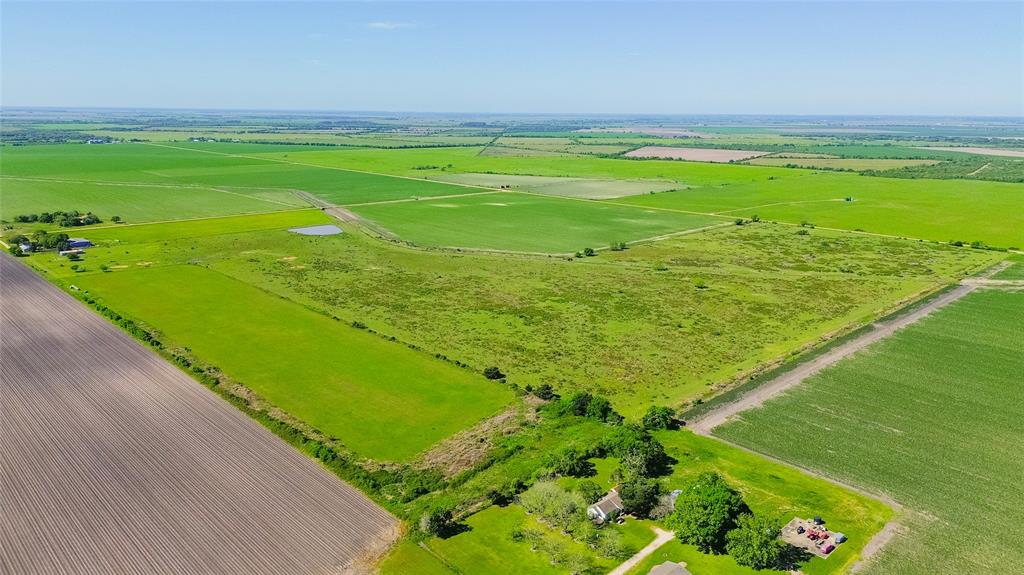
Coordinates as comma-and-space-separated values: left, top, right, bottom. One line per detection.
647, 561, 691, 575
67, 238, 93, 249
586, 488, 624, 523
833, 532, 847, 544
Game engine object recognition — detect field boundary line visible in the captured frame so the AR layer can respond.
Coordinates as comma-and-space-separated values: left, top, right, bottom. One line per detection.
688, 282, 979, 435
712, 198, 847, 215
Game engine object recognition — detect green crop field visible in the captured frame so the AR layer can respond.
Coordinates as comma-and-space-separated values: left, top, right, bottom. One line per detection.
73, 264, 513, 462
715, 289, 1024, 575
350, 192, 723, 252
427, 172, 684, 199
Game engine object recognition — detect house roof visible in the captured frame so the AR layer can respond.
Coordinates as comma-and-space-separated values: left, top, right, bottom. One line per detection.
590, 492, 624, 516
648, 561, 691, 575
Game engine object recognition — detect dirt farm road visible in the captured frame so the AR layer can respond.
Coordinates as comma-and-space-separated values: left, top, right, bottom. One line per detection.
0, 254, 398, 575
687, 282, 979, 435
606, 527, 675, 575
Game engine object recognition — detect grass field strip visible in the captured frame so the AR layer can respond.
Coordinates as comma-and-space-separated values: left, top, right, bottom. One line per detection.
687, 281, 981, 434
0, 175, 299, 207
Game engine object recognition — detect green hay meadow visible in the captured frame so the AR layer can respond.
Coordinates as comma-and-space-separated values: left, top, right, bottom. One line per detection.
350, 192, 723, 252
74, 264, 513, 462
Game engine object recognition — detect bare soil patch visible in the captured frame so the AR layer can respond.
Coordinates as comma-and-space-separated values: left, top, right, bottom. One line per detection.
0, 255, 398, 574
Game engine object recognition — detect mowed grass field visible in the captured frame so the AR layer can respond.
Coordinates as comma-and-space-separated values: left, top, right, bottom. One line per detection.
621, 172, 1024, 247
0, 176, 304, 223
350, 192, 723, 252
715, 289, 1024, 575
74, 264, 513, 462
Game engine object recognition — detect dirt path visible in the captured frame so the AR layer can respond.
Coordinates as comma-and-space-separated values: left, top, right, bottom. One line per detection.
966, 162, 991, 176
687, 282, 979, 434
607, 527, 675, 575
851, 520, 905, 573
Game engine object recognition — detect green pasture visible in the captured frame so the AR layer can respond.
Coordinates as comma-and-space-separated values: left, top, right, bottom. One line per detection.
84, 209, 330, 244
74, 264, 513, 462
716, 289, 1024, 575
350, 192, 722, 252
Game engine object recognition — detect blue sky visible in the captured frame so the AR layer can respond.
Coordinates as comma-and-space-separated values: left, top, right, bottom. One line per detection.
2, 1, 1021, 116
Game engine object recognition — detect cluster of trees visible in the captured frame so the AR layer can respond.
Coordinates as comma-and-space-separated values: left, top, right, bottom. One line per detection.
515, 481, 633, 567
536, 396, 679, 519
13, 210, 102, 227
9, 230, 70, 253
548, 391, 622, 424
667, 472, 788, 570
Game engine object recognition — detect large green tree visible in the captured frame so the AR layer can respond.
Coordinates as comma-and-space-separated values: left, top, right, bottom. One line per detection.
726, 514, 786, 570
667, 472, 747, 553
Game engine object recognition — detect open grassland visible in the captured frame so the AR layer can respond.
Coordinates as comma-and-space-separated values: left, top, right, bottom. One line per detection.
72, 264, 513, 462
715, 289, 1024, 575
745, 158, 940, 171
0, 255, 398, 575
35, 214, 994, 417
350, 192, 722, 252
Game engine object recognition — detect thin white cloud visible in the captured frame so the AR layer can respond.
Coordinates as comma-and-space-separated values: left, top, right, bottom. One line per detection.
365, 21, 418, 31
